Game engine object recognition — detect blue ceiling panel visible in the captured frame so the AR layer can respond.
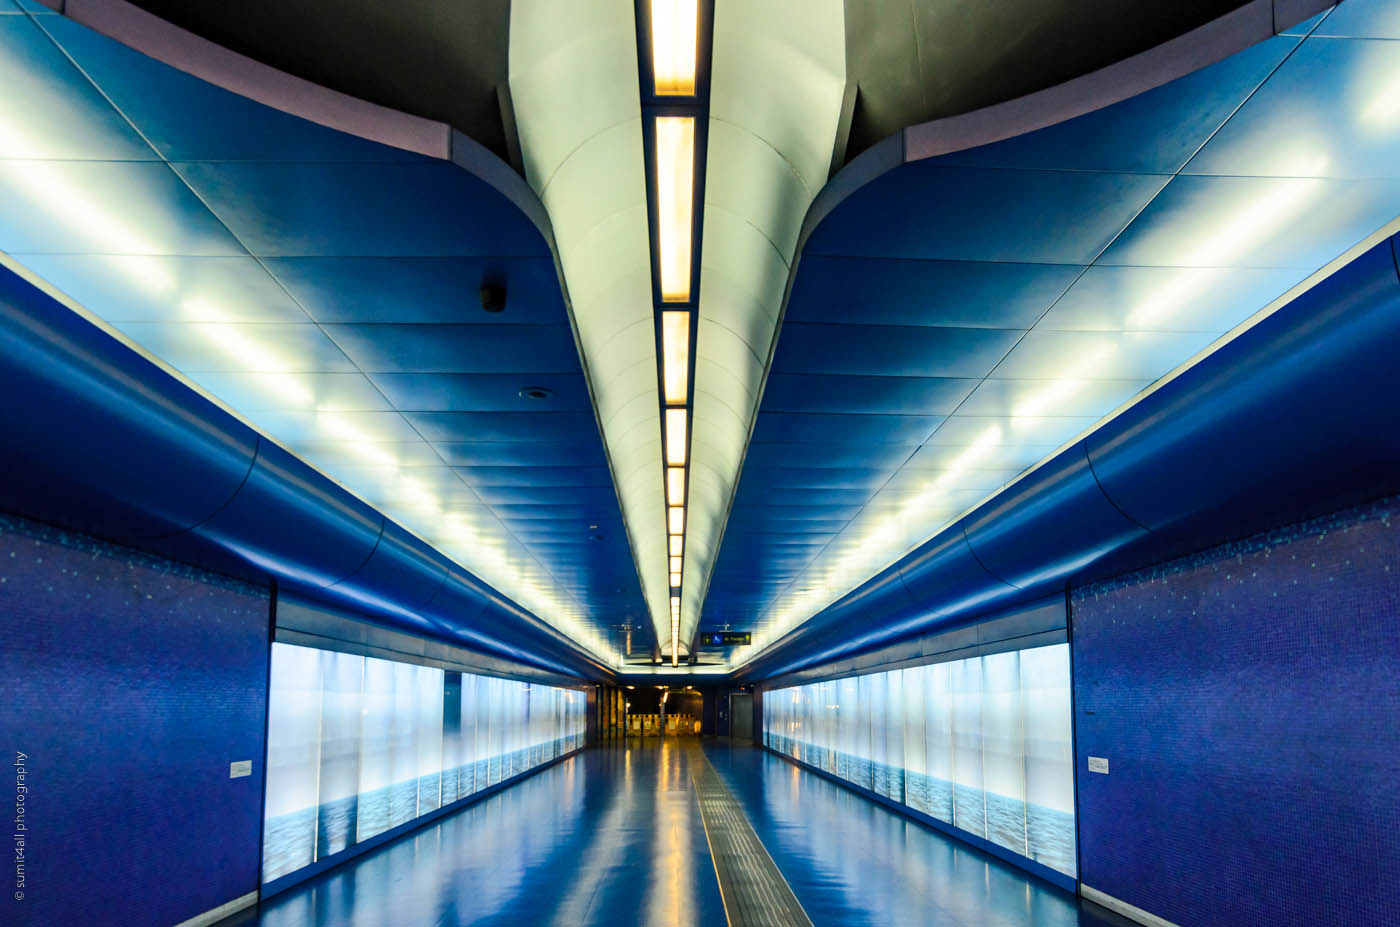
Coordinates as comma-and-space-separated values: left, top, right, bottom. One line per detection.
750, 411, 942, 446
786, 256, 1080, 329
470, 485, 620, 507
35, 15, 422, 163
1313, 0, 1400, 37
1184, 36, 1400, 180
803, 165, 1170, 264
1037, 264, 1304, 333
760, 373, 976, 415
171, 160, 547, 257
742, 441, 911, 470
0, 160, 243, 256
0, 16, 151, 159
370, 372, 592, 412
402, 411, 600, 445
434, 442, 608, 468
773, 324, 1021, 377
937, 36, 1297, 175
265, 256, 564, 324
737, 465, 898, 490
457, 466, 613, 487
1100, 173, 1400, 268
732, 486, 875, 508
323, 323, 581, 373
990, 330, 1222, 379
15, 254, 312, 324
113, 321, 357, 372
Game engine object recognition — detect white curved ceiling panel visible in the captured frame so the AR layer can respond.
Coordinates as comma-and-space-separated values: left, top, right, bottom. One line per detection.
682, 0, 846, 652
509, 0, 672, 652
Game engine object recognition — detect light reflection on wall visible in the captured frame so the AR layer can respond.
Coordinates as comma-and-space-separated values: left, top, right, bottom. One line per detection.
262, 642, 587, 884
763, 643, 1076, 877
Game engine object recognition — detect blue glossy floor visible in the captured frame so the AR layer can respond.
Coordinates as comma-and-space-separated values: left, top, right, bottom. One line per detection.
225, 741, 1134, 927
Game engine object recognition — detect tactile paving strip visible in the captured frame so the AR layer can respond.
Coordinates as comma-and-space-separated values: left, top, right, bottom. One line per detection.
689, 745, 812, 927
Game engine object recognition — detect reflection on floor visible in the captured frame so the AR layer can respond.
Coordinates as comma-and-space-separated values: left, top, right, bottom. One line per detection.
702, 742, 1133, 927
224, 741, 1134, 927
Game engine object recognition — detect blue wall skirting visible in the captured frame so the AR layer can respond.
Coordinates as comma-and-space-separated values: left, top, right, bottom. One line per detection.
261, 744, 588, 898
761, 745, 1078, 893
1071, 494, 1400, 925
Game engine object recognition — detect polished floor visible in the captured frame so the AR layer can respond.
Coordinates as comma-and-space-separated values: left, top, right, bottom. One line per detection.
226, 741, 1133, 927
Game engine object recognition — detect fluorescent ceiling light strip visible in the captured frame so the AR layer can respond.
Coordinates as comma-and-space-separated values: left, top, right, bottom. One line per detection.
661, 311, 690, 403
669, 535, 683, 556
650, 0, 699, 96
665, 408, 688, 465
655, 116, 695, 302
666, 466, 685, 505
668, 505, 685, 534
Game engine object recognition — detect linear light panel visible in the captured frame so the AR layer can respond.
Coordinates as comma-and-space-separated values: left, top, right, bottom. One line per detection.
655, 116, 695, 302
662, 311, 690, 403
670, 555, 682, 573
669, 535, 683, 556
650, 0, 698, 96
665, 407, 688, 465
670, 571, 682, 587
668, 505, 685, 534
666, 466, 685, 505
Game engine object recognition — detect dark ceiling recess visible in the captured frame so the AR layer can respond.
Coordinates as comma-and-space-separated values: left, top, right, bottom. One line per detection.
128, 0, 515, 163
840, 0, 1252, 165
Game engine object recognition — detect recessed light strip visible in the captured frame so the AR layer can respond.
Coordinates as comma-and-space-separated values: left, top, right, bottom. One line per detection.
637, 0, 710, 668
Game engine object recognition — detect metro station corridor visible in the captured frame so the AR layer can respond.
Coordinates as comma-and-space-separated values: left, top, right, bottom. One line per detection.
3, 0, 1399, 925
230, 741, 1132, 927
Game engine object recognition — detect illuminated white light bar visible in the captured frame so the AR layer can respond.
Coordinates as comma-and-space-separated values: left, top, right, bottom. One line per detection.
669, 535, 683, 556
662, 311, 691, 403
668, 505, 685, 534
655, 116, 695, 302
670, 555, 682, 573
665, 408, 688, 465
650, 0, 699, 96
666, 466, 686, 505
670, 571, 682, 587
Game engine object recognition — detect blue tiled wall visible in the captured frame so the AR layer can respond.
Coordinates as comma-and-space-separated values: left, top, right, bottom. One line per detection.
1072, 496, 1400, 925
0, 513, 270, 926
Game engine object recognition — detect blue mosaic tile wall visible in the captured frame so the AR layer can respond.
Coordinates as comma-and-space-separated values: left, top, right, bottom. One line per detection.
0, 513, 270, 926
1072, 495, 1400, 925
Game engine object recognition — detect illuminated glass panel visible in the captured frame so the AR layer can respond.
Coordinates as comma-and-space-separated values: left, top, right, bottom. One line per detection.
761, 643, 1075, 877
262, 643, 585, 884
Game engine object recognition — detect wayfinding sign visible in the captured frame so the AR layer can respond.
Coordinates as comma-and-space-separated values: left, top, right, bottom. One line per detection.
699, 631, 751, 647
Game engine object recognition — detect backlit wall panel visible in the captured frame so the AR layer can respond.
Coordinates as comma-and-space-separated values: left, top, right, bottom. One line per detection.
763, 643, 1076, 877
262, 643, 586, 884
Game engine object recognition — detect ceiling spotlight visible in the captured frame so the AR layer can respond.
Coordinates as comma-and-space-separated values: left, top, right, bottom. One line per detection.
480, 282, 507, 313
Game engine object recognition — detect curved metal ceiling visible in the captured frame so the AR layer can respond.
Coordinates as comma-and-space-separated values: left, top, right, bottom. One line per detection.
0, 1, 650, 666
506, 0, 675, 658
682, 0, 846, 653
713, 0, 1400, 673
5, 0, 1396, 683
